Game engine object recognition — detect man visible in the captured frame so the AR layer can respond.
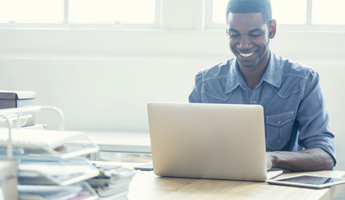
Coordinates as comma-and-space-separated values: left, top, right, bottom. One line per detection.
188, 0, 335, 171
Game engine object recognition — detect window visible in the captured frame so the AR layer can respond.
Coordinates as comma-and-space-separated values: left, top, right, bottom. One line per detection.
212, 0, 227, 24
0, 0, 64, 23
69, 0, 155, 24
1, 0, 344, 30
312, 0, 345, 25
0, 0, 159, 28
271, 0, 307, 24
209, 0, 345, 29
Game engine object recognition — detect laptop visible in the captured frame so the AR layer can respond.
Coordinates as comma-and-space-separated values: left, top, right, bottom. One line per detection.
147, 102, 282, 182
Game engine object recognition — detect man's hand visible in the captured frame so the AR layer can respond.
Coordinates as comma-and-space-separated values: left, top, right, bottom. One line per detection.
265, 147, 334, 171
266, 153, 273, 170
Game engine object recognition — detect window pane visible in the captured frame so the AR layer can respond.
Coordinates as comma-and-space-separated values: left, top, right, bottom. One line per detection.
313, 0, 345, 25
271, 0, 306, 24
69, 0, 155, 24
0, 0, 63, 23
213, 0, 227, 24
213, 0, 307, 25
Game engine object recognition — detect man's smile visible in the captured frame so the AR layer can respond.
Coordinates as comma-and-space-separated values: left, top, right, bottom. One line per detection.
239, 52, 255, 57
236, 50, 257, 60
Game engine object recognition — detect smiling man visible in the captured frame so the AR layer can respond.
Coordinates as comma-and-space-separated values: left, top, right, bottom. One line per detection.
189, 0, 336, 172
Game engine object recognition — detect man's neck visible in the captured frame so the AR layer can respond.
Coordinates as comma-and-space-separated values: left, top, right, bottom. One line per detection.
238, 52, 270, 90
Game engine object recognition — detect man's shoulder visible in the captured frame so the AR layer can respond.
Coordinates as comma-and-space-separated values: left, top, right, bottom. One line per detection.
278, 56, 316, 78
197, 58, 234, 81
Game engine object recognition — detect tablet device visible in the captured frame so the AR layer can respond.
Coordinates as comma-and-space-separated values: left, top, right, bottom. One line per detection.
266, 174, 345, 189
133, 164, 153, 171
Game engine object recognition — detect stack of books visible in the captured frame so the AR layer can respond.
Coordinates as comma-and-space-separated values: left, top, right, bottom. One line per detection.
87, 163, 136, 200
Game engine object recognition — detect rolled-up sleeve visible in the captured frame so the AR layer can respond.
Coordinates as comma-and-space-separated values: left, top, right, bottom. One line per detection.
297, 70, 336, 164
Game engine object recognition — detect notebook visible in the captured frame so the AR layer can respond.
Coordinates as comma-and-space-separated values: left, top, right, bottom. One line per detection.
147, 102, 282, 182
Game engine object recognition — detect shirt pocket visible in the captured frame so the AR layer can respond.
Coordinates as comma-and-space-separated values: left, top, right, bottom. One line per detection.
266, 111, 295, 151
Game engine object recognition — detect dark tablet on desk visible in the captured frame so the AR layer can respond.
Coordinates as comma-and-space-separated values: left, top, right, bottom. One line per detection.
134, 164, 153, 171
266, 174, 345, 189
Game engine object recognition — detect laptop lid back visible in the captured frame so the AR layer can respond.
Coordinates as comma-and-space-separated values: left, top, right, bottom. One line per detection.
147, 102, 267, 181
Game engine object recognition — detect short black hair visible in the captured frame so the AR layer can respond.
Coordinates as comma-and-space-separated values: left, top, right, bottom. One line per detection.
226, 0, 272, 26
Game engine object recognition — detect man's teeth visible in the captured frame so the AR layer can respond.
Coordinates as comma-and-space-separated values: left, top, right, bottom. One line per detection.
240, 52, 254, 57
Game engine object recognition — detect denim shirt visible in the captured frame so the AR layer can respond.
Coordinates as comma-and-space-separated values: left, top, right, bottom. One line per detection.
189, 51, 336, 163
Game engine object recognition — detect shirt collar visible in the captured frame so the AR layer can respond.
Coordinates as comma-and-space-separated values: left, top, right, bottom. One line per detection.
225, 51, 282, 94
261, 51, 282, 88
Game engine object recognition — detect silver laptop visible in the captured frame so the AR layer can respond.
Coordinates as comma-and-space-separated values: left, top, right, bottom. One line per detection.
147, 102, 281, 182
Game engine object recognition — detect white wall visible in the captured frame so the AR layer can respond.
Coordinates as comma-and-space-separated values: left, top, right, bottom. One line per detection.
0, 1, 345, 170
0, 29, 344, 131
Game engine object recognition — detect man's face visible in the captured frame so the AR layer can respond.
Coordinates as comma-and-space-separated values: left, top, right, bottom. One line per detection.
226, 13, 275, 70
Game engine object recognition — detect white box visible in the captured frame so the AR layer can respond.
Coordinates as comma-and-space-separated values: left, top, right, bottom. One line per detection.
0, 91, 36, 127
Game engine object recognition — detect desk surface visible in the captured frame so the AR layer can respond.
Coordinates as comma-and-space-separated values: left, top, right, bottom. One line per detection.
127, 170, 345, 200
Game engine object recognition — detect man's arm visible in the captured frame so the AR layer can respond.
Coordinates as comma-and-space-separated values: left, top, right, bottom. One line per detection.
188, 71, 203, 103
266, 147, 334, 171
269, 70, 336, 172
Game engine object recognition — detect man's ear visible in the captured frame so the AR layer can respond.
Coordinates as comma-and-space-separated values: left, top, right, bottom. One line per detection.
269, 19, 277, 39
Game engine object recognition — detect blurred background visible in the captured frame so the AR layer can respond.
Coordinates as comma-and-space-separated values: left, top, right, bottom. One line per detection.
0, 0, 344, 170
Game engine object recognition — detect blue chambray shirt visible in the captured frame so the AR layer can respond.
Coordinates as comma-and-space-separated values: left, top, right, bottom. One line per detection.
189, 51, 336, 163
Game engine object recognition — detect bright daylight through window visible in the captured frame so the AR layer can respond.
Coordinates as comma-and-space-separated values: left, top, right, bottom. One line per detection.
0, 0, 156, 24
0, 0, 63, 23
69, 0, 155, 24
212, 0, 345, 25
312, 0, 345, 25
1, 0, 345, 27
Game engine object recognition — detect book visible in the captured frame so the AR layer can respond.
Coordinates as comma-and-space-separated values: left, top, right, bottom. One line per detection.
87, 166, 136, 187
18, 181, 98, 200
97, 188, 129, 198
18, 158, 99, 186
18, 184, 82, 200
86, 164, 136, 198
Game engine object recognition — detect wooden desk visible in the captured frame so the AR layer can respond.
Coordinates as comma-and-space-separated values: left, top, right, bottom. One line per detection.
127, 170, 345, 200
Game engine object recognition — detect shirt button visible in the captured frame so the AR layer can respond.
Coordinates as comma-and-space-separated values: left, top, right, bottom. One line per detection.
278, 120, 282, 124
252, 100, 257, 104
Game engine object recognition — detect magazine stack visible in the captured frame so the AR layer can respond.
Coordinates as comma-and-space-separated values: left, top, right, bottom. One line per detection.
87, 163, 136, 200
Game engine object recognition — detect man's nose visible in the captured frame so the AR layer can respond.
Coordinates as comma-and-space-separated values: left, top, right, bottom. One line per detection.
237, 37, 252, 50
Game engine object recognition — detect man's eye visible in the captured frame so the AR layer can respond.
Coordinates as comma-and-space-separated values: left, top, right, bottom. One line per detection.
250, 33, 261, 37
229, 33, 239, 37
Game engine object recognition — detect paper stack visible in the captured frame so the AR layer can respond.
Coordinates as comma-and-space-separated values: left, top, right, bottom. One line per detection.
0, 128, 100, 199
87, 163, 136, 200
17, 182, 96, 200
14, 150, 100, 200
0, 106, 100, 200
